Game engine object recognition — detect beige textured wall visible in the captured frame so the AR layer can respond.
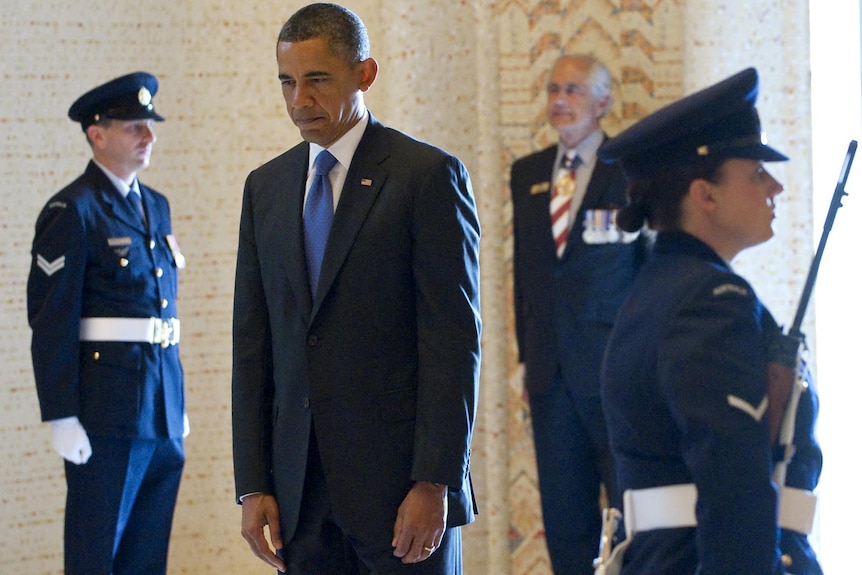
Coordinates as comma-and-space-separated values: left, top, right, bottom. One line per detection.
1, 1, 813, 573
1, 2, 287, 572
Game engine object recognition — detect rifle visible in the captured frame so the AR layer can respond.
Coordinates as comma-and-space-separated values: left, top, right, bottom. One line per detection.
768, 139, 857, 486
593, 507, 625, 575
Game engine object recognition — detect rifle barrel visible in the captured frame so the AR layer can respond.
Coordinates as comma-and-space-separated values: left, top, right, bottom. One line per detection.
789, 140, 857, 337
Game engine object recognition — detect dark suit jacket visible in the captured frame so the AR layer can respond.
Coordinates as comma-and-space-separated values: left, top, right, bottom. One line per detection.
28, 161, 185, 439
510, 141, 644, 396
232, 114, 482, 544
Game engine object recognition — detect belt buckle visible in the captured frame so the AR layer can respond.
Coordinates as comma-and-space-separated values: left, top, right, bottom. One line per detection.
151, 319, 173, 348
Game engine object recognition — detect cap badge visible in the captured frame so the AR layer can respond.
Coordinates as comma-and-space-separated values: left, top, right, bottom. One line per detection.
138, 87, 152, 107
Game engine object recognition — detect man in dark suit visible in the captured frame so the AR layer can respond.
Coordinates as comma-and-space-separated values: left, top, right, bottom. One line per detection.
27, 72, 187, 575
509, 54, 645, 574
231, 4, 482, 574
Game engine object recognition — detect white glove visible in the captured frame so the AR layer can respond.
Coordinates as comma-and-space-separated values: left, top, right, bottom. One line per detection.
182, 413, 190, 438
50, 416, 92, 464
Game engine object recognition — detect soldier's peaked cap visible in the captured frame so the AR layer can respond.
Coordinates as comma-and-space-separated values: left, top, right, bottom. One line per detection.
598, 67, 788, 179
68, 71, 165, 130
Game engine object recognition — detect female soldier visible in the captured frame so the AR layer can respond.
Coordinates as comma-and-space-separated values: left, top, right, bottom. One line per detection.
597, 67, 822, 574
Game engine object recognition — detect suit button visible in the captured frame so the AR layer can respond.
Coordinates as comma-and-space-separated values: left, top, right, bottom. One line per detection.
307, 335, 318, 346
149, 239, 156, 249
303, 397, 310, 409
161, 299, 169, 309
156, 267, 164, 278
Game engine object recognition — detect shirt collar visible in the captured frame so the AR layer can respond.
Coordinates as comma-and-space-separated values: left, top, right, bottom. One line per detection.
92, 159, 138, 197
556, 128, 604, 168
307, 109, 369, 174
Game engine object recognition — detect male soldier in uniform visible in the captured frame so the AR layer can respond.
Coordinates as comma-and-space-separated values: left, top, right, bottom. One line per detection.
27, 71, 187, 575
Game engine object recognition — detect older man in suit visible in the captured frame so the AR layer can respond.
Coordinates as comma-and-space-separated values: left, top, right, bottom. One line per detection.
231, 4, 481, 574
509, 54, 645, 574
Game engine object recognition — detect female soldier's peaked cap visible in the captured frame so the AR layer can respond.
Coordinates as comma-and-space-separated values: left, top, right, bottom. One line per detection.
598, 67, 788, 178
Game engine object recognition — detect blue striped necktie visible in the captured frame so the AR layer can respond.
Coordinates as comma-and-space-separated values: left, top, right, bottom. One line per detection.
304, 150, 338, 300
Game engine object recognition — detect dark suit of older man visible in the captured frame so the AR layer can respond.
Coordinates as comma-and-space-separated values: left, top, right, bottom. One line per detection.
511, 140, 645, 573
510, 53, 647, 574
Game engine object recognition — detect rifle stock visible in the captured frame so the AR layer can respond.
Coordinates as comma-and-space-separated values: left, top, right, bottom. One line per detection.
767, 333, 801, 444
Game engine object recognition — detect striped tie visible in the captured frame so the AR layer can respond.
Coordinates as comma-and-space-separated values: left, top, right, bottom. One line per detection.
550, 152, 578, 258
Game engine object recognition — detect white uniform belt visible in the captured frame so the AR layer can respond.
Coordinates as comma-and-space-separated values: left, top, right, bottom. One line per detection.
79, 317, 181, 348
624, 484, 816, 535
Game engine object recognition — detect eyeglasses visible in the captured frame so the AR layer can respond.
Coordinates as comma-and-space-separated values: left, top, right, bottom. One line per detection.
546, 83, 591, 97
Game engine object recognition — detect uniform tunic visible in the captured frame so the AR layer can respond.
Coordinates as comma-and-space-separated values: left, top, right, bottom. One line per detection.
28, 160, 184, 440
601, 231, 781, 575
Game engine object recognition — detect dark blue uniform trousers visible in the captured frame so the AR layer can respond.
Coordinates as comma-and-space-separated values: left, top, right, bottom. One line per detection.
529, 375, 616, 575
63, 435, 184, 575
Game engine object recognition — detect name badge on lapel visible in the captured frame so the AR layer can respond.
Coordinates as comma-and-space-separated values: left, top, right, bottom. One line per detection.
582, 210, 640, 244
107, 236, 132, 257
530, 181, 550, 195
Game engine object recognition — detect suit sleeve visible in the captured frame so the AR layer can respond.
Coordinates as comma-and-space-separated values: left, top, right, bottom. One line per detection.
410, 154, 482, 489
27, 200, 87, 422
232, 176, 275, 501
509, 161, 527, 363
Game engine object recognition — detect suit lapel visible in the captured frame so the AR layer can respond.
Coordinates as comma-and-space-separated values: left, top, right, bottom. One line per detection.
138, 184, 159, 235
314, 119, 387, 312
562, 136, 613, 257
578, 150, 614, 210
280, 146, 315, 316
522, 146, 557, 253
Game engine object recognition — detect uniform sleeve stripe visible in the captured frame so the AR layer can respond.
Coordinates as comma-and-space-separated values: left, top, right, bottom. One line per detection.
36, 254, 66, 276
727, 394, 768, 421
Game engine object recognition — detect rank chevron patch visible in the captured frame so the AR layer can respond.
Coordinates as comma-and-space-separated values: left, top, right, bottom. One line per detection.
727, 394, 768, 422
36, 254, 65, 276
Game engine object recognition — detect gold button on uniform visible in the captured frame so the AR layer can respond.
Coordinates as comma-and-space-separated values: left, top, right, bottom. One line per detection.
156, 267, 163, 278
781, 554, 793, 567
120, 258, 129, 267
149, 239, 156, 249
161, 299, 168, 308
93, 352, 100, 360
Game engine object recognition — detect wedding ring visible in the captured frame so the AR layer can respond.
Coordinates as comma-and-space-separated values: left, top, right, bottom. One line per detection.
423, 545, 435, 552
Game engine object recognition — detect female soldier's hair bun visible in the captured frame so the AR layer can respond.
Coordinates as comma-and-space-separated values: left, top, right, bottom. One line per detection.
616, 203, 647, 233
